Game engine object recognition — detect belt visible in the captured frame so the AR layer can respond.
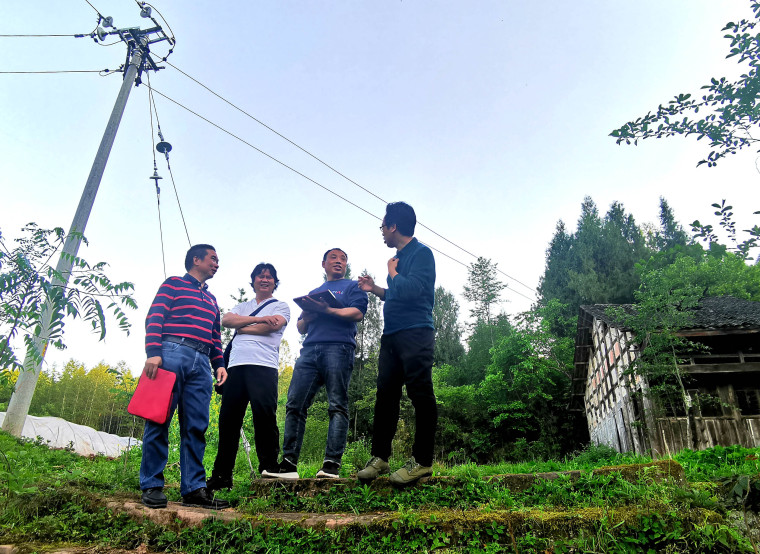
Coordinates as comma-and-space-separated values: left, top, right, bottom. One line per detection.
163, 335, 212, 357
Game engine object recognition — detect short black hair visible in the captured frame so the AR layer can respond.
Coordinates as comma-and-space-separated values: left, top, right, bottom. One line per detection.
185, 244, 215, 271
384, 202, 416, 236
250, 263, 280, 290
322, 248, 347, 262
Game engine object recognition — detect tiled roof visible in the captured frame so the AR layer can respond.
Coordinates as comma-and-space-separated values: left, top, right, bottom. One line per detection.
690, 296, 760, 329
579, 296, 760, 331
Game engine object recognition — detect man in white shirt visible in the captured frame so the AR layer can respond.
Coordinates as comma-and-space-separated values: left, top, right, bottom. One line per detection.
207, 263, 290, 491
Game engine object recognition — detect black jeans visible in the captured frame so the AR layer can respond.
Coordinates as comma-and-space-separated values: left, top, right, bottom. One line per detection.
371, 327, 437, 467
212, 364, 279, 476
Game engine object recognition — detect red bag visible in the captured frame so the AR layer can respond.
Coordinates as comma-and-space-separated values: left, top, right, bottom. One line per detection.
128, 368, 176, 424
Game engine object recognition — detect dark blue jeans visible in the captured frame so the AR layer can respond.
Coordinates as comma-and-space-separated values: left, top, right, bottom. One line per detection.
371, 327, 436, 467
140, 341, 213, 496
282, 343, 354, 464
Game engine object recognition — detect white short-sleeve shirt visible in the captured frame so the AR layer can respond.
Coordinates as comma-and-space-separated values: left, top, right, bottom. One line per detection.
228, 298, 290, 369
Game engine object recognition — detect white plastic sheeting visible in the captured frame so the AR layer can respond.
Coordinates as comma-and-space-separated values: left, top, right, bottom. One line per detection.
0, 412, 140, 457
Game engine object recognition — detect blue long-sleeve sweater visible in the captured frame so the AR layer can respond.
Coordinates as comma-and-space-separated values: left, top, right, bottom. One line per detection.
383, 237, 436, 335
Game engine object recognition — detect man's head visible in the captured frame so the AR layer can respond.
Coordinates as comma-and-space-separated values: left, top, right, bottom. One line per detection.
322, 248, 348, 281
185, 244, 218, 282
250, 263, 279, 296
381, 202, 416, 248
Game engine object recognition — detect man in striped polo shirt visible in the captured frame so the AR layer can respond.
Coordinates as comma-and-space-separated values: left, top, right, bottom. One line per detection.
140, 244, 229, 510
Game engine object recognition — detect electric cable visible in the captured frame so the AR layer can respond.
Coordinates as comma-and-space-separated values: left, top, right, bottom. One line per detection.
83, 0, 103, 17
100, 66, 123, 77
147, 75, 192, 247
0, 69, 109, 74
146, 74, 167, 279
0, 30, 118, 45
165, 62, 535, 296
148, 85, 383, 221
146, 85, 536, 302
163, 161, 192, 246
0, 34, 86, 37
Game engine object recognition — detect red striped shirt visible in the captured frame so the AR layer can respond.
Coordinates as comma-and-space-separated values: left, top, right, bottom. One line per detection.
145, 273, 224, 368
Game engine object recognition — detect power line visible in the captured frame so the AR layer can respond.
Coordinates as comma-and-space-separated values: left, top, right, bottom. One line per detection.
146, 74, 167, 279
165, 62, 536, 296
147, 85, 379, 220
146, 85, 536, 303
0, 69, 112, 74
83, 0, 103, 17
0, 34, 84, 37
146, 75, 191, 247
165, 61, 387, 206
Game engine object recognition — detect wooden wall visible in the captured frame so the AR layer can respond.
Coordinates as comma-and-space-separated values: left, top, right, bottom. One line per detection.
583, 315, 760, 456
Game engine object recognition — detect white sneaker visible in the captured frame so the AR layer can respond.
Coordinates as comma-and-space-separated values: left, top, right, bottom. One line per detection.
263, 459, 299, 480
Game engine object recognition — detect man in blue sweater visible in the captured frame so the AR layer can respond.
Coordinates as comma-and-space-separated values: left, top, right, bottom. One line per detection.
140, 244, 229, 510
357, 202, 437, 486
276, 248, 368, 479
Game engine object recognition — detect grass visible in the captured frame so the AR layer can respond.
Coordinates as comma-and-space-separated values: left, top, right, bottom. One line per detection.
0, 432, 758, 553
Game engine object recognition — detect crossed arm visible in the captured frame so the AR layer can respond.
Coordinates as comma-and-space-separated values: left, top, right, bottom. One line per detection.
222, 312, 287, 335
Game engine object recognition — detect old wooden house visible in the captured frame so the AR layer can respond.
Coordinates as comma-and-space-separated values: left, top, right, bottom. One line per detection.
570, 296, 760, 456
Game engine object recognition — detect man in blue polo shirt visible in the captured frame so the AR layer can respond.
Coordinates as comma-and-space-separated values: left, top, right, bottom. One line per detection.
140, 244, 229, 510
357, 202, 437, 486
276, 248, 368, 479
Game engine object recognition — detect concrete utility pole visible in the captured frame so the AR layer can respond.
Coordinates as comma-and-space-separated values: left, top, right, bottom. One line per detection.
2, 15, 172, 437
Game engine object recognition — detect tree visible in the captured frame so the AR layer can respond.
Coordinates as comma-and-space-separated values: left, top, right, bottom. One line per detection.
220, 287, 250, 347
463, 257, 506, 350
434, 301, 581, 463
354, 271, 382, 368
3, 359, 139, 437
653, 197, 689, 252
0, 224, 136, 437
611, 4, 760, 167
690, 200, 760, 263
432, 286, 465, 367
349, 270, 383, 439
538, 197, 653, 338
456, 314, 513, 386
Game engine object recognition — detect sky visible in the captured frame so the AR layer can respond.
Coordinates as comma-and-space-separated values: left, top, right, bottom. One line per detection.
1, 0, 759, 377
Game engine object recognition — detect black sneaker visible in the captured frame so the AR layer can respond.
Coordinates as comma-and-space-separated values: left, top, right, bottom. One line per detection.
206, 474, 233, 492
263, 458, 299, 479
141, 487, 167, 509
181, 487, 230, 509
316, 460, 341, 479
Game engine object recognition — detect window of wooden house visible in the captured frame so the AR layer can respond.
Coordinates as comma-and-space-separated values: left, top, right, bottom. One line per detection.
662, 394, 686, 418
690, 354, 741, 365
693, 391, 724, 417
735, 389, 760, 416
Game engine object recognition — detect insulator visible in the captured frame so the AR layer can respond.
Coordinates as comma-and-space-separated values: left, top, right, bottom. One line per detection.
156, 141, 172, 154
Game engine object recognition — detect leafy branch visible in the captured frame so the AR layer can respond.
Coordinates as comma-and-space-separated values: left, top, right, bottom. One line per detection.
690, 199, 760, 262
611, 3, 760, 167
0, 223, 136, 372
